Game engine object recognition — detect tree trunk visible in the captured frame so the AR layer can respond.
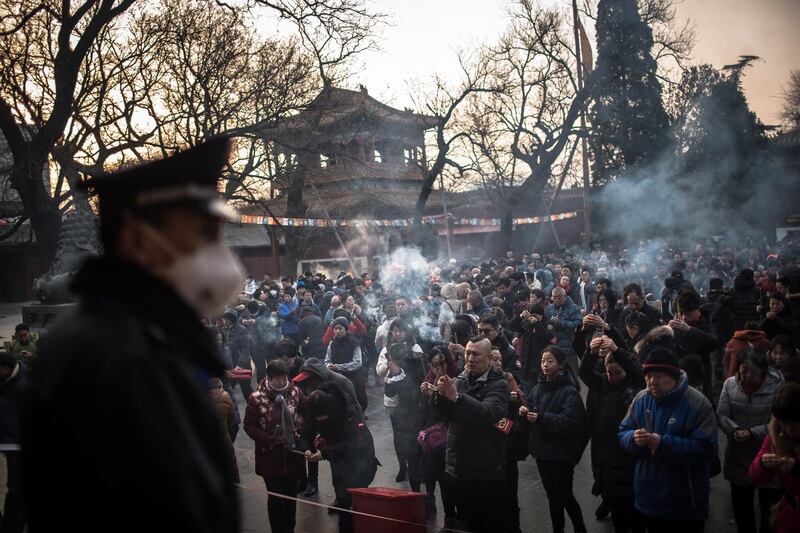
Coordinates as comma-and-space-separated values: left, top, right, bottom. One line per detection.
282, 170, 306, 277
500, 209, 513, 255
11, 157, 62, 270
282, 232, 300, 277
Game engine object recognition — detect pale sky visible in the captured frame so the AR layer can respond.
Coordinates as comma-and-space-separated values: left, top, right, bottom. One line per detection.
350, 0, 799, 125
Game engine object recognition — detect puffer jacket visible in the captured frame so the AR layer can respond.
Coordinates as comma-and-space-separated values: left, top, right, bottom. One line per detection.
729, 277, 760, 330
278, 301, 300, 337
300, 382, 378, 491
749, 433, 800, 533
724, 330, 772, 378
717, 369, 783, 486
544, 297, 582, 354
507, 316, 555, 385
296, 358, 363, 421
433, 366, 510, 481
4, 331, 38, 363
671, 312, 719, 399
222, 322, 252, 368
579, 348, 643, 500
209, 382, 239, 482
384, 369, 426, 439
758, 306, 796, 340
523, 370, 588, 464
619, 372, 718, 521
243, 381, 306, 479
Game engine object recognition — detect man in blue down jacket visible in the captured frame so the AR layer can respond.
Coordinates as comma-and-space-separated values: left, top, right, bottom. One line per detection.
545, 287, 582, 357
618, 348, 717, 533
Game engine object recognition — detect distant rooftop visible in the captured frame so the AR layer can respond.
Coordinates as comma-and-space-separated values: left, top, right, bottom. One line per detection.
268, 85, 438, 138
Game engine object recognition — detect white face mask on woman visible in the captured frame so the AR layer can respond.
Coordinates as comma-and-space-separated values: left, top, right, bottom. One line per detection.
140, 222, 245, 316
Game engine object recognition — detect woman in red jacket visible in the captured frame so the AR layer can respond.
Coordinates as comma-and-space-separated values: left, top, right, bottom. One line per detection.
749, 382, 800, 533
244, 359, 307, 533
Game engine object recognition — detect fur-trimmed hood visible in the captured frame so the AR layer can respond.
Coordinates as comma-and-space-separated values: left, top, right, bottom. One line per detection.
634, 325, 674, 358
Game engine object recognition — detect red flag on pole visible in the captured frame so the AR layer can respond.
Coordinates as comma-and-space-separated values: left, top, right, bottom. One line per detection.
577, 19, 593, 78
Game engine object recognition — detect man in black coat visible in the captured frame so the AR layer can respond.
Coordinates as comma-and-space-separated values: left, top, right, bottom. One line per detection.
578, 336, 643, 529
669, 291, 719, 401
729, 269, 760, 330
433, 335, 511, 532
508, 304, 554, 392
477, 314, 521, 382
221, 307, 254, 400
759, 293, 796, 340
298, 307, 326, 359
20, 138, 241, 533
620, 283, 662, 329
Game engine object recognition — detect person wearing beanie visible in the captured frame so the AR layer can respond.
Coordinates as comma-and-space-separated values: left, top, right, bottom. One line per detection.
619, 347, 718, 532
324, 316, 367, 412
321, 310, 367, 347
222, 308, 239, 324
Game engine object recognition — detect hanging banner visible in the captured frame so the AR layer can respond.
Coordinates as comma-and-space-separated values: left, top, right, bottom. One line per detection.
239, 210, 580, 228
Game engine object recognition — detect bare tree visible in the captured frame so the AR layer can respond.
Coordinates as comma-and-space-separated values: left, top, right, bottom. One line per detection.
456, 1, 592, 247
251, 0, 383, 85
780, 69, 800, 129
1, 0, 381, 278
411, 51, 505, 223
0, 0, 136, 268
135, 1, 320, 201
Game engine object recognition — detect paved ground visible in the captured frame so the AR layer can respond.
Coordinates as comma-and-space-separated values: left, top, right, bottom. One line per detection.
0, 302, 739, 532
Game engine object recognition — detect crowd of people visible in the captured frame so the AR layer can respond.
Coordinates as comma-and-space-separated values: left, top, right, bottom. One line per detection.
5, 128, 800, 533
199, 236, 800, 533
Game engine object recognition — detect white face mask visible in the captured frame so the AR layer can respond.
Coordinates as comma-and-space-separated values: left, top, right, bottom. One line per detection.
140, 222, 245, 316
163, 242, 245, 316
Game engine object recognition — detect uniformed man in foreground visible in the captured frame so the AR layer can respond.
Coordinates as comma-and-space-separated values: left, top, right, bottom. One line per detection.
21, 138, 243, 532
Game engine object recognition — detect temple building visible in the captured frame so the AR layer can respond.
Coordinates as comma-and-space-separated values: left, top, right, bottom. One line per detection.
230, 85, 441, 276
226, 85, 587, 277
266, 84, 438, 219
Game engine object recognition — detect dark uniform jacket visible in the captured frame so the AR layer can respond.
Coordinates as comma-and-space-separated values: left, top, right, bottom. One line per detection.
21, 258, 239, 533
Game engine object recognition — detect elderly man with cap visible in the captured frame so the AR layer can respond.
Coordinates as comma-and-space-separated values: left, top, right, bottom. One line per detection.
20, 138, 242, 533
618, 348, 718, 533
